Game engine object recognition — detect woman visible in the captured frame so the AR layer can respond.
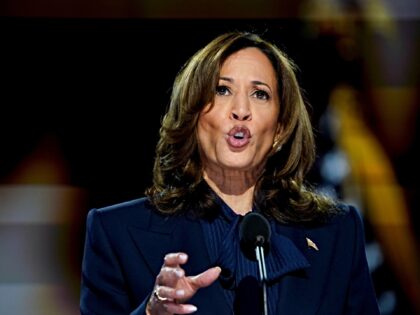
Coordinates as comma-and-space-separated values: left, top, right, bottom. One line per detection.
80, 32, 379, 314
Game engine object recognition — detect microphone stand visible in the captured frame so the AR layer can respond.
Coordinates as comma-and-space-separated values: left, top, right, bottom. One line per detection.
239, 212, 271, 315
255, 236, 268, 315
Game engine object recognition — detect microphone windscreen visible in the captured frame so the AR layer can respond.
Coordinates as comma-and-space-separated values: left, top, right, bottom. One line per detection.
239, 212, 271, 260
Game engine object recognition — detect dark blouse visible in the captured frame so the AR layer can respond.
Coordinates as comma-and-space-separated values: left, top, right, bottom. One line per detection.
200, 198, 310, 314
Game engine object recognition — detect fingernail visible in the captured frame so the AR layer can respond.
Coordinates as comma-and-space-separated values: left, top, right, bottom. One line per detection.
179, 253, 187, 261
175, 269, 184, 277
176, 289, 185, 297
186, 305, 197, 312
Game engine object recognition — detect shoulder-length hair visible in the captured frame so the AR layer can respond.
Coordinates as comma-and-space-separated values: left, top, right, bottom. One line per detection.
146, 32, 335, 223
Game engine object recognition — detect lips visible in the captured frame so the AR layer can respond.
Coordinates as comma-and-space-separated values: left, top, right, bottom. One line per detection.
226, 126, 251, 148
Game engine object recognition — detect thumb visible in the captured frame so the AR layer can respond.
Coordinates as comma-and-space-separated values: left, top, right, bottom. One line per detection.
190, 266, 221, 290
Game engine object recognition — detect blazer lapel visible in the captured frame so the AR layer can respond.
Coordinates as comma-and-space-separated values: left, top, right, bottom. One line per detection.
128, 211, 231, 314
275, 223, 338, 314
128, 211, 178, 275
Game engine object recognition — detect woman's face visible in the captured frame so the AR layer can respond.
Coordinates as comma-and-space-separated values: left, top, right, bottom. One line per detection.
197, 47, 280, 175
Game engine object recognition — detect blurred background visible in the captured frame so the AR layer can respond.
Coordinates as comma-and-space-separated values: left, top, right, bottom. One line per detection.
0, 0, 419, 314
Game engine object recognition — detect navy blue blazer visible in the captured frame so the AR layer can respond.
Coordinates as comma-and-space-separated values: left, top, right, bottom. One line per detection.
80, 198, 379, 314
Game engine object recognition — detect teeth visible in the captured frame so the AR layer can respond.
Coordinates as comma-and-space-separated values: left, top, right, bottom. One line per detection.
234, 132, 244, 139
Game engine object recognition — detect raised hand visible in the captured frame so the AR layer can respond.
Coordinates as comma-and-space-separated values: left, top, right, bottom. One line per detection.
146, 252, 221, 315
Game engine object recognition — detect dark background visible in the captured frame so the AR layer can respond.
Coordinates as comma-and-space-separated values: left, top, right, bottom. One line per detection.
1, 17, 370, 204
1, 18, 342, 205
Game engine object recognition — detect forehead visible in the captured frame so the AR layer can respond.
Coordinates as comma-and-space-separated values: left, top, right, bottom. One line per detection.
220, 47, 277, 81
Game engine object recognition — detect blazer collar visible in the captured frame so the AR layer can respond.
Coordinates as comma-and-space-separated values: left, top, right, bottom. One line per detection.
127, 209, 312, 272
128, 210, 180, 276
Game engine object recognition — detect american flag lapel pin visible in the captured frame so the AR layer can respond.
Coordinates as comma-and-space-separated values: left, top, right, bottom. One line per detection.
306, 237, 319, 251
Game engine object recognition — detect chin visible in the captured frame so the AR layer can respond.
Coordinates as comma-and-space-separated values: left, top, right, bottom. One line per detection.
220, 159, 256, 172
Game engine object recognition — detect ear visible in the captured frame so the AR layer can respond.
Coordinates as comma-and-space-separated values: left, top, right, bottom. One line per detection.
274, 123, 284, 144
272, 123, 284, 152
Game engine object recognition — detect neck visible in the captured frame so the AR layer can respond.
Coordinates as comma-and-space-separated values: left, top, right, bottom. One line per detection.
203, 166, 261, 215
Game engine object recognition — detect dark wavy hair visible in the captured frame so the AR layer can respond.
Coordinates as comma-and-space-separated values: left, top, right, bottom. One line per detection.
146, 32, 336, 223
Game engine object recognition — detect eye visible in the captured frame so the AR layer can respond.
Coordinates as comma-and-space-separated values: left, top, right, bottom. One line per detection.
253, 89, 270, 101
216, 85, 231, 96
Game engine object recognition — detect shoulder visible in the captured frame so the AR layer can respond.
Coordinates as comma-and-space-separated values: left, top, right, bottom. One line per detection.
86, 197, 188, 232
86, 197, 156, 230
329, 203, 364, 233
306, 202, 366, 250
93, 197, 150, 213
308, 202, 363, 228
299, 202, 366, 244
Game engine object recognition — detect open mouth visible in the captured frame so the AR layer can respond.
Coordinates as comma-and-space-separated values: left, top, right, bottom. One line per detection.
227, 126, 251, 148
233, 131, 245, 139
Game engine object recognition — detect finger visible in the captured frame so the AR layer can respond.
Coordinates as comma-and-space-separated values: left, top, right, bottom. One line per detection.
189, 266, 221, 290
156, 266, 185, 286
163, 302, 198, 314
163, 252, 188, 267
147, 290, 170, 315
155, 286, 186, 302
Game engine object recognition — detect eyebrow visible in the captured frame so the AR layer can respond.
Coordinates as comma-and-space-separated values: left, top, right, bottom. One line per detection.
219, 76, 272, 91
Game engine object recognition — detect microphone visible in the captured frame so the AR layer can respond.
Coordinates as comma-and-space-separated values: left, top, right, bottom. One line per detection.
239, 212, 271, 315
239, 212, 271, 260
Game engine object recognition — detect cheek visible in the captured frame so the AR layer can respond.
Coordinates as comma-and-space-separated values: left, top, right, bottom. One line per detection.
197, 113, 218, 149
259, 113, 279, 140
198, 110, 221, 136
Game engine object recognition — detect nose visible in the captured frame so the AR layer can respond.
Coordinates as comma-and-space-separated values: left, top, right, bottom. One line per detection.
230, 94, 251, 121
